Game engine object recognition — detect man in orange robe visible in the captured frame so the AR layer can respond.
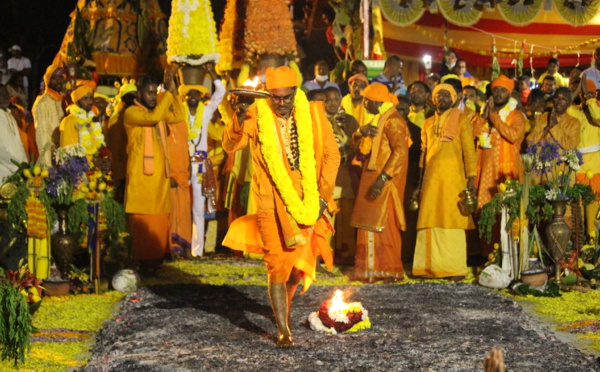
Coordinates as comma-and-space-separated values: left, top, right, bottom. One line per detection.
412, 84, 478, 279
222, 66, 339, 347
472, 75, 526, 208
527, 87, 581, 150
350, 83, 410, 282
123, 70, 184, 272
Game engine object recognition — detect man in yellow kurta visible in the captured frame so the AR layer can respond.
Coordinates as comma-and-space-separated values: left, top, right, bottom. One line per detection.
341, 73, 373, 126
32, 65, 65, 165
59, 83, 103, 159
472, 75, 526, 207
527, 87, 580, 150
350, 83, 410, 282
107, 81, 137, 202
412, 84, 478, 279
570, 79, 600, 236
222, 66, 340, 347
123, 72, 184, 272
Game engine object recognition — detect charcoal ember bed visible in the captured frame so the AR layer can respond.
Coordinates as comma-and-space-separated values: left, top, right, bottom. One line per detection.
83, 283, 600, 371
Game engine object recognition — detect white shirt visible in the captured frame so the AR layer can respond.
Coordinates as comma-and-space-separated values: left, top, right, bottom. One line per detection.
189, 79, 226, 155
0, 108, 27, 184
7, 56, 31, 87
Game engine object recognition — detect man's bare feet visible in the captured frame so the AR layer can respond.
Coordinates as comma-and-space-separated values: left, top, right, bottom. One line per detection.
276, 332, 295, 348
483, 347, 505, 372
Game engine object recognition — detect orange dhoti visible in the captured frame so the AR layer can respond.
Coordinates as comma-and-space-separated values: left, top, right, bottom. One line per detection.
223, 213, 333, 291
129, 213, 170, 262
354, 198, 404, 281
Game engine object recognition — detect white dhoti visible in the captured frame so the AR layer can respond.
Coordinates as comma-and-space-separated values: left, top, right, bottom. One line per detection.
191, 160, 206, 257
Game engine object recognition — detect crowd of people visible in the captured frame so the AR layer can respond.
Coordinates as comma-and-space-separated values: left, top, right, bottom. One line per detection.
2, 37, 600, 346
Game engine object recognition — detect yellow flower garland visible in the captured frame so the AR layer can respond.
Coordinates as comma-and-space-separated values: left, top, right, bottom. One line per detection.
256, 90, 320, 225
184, 101, 206, 141
67, 104, 104, 156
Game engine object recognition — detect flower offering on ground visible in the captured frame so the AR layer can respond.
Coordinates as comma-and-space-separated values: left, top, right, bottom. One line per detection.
308, 289, 371, 334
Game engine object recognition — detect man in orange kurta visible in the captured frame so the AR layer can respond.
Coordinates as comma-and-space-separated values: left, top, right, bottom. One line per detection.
222, 66, 339, 347
123, 72, 184, 272
412, 84, 478, 279
350, 83, 410, 282
527, 87, 581, 150
472, 75, 526, 208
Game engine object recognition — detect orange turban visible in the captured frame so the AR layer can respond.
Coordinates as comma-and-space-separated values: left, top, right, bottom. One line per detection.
432, 83, 458, 105
491, 75, 515, 93
361, 82, 399, 105
43, 64, 65, 86
265, 66, 298, 90
71, 83, 94, 104
178, 84, 209, 97
586, 79, 597, 93
348, 73, 369, 85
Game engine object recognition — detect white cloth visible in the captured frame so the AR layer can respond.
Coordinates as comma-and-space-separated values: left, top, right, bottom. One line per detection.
7, 56, 31, 89
583, 66, 600, 93
32, 93, 64, 166
190, 79, 225, 257
0, 108, 27, 184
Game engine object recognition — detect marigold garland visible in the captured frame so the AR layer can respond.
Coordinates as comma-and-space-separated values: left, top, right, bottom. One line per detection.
256, 90, 320, 226
243, 0, 297, 60
25, 196, 48, 239
184, 101, 206, 141
67, 104, 104, 156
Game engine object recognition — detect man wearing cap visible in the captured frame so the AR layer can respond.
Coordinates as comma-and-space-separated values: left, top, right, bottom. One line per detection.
412, 83, 477, 279
527, 87, 580, 150
32, 65, 66, 166
107, 79, 137, 202
341, 73, 373, 126
350, 82, 410, 282
223, 66, 339, 347
59, 82, 103, 161
7, 45, 31, 104
123, 68, 185, 273
472, 75, 525, 208
179, 62, 225, 258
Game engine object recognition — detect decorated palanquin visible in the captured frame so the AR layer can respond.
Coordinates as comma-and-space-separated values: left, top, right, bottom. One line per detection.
53, 0, 168, 76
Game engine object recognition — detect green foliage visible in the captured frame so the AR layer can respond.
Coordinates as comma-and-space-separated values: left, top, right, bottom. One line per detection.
68, 199, 89, 242
567, 183, 595, 205
513, 281, 561, 297
0, 281, 32, 366
478, 181, 522, 243
526, 185, 553, 227
101, 195, 126, 241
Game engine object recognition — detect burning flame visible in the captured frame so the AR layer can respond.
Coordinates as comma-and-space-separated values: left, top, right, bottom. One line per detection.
329, 290, 348, 313
242, 76, 260, 89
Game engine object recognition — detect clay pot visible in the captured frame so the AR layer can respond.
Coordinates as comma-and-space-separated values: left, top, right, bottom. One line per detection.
520, 272, 548, 287
42, 279, 71, 296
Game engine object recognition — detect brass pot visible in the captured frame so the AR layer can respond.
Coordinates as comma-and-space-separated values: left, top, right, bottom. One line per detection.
459, 189, 478, 215
408, 198, 419, 211
177, 65, 207, 85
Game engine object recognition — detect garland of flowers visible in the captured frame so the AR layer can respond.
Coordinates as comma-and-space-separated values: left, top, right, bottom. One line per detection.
67, 105, 104, 156
478, 97, 518, 149
256, 90, 320, 225
357, 102, 394, 158
184, 101, 206, 141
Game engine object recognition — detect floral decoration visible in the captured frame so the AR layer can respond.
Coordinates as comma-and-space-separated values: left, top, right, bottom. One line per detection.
256, 89, 320, 225
243, 0, 297, 60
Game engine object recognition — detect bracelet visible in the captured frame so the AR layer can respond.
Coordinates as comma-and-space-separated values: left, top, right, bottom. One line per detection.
380, 172, 391, 182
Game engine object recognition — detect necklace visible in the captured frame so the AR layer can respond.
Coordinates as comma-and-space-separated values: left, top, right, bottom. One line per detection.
68, 104, 103, 156
256, 90, 320, 225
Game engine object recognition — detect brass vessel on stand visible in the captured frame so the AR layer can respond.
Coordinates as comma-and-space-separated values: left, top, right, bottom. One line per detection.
546, 200, 571, 284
